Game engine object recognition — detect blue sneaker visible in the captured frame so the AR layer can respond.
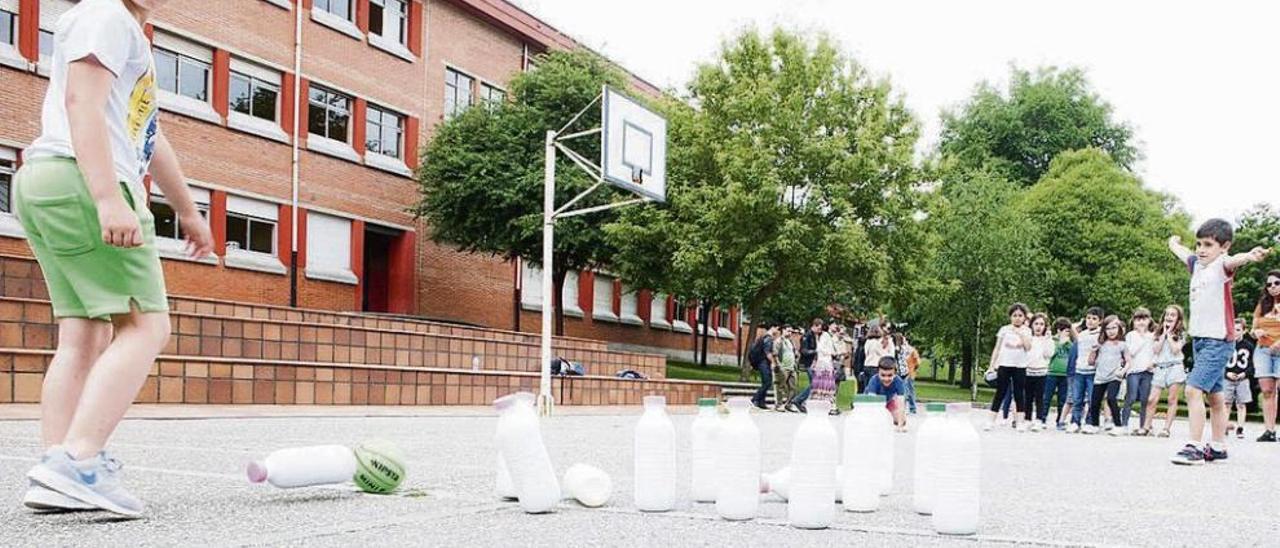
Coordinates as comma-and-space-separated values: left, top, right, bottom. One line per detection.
26, 446, 144, 517
22, 480, 96, 512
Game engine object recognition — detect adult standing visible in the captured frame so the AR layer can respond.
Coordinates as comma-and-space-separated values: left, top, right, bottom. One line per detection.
749, 325, 778, 410
1251, 270, 1280, 441
772, 327, 799, 412
787, 319, 823, 413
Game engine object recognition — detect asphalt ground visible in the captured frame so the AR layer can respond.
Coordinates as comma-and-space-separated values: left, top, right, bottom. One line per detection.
0, 405, 1277, 547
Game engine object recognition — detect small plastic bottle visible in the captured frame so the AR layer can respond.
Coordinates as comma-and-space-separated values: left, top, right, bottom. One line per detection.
788, 399, 837, 529
495, 392, 561, 513
247, 445, 357, 489
841, 394, 884, 512
912, 402, 948, 515
634, 395, 677, 512
715, 397, 760, 520
690, 397, 721, 503
933, 402, 981, 535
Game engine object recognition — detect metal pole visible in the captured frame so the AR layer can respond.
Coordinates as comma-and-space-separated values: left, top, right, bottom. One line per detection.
288, 0, 303, 308
538, 130, 556, 415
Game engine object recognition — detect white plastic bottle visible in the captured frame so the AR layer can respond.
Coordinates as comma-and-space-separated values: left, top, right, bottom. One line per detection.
788, 399, 837, 529
495, 392, 536, 500
247, 445, 357, 488
495, 391, 561, 513
870, 395, 895, 496
634, 395, 677, 512
933, 402, 981, 535
690, 397, 721, 503
716, 397, 761, 520
562, 463, 613, 508
912, 402, 947, 515
765, 465, 843, 502
841, 394, 883, 512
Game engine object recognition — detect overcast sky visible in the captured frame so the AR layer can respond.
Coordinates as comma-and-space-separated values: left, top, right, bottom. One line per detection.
514, 0, 1278, 226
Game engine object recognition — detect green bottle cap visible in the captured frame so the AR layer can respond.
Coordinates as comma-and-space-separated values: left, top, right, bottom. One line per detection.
698, 398, 718, 407
853, 394, 885, 405
926, 402, 947, 413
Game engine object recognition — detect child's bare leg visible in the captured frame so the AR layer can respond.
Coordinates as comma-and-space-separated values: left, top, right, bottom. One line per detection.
1143, 390, 1161, 431
61, 310, 170, 459
1186, 386, 1207, 443
41, 319, 113, 447
1261, 379, 1278, 432
1164, 384, 1182, 433
1207, 391, 1228, 444
1235, 404, 1247, 430
1059, 402, 1072, 424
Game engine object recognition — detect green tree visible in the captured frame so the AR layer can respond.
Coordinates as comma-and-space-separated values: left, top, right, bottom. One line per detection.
605, 28, 921, 376
411, 50, 628, 335
1020, 149, 1190, 319
939, 66, 1139, 186
910, 167, 1046, 389
1232, 204, 1280, 318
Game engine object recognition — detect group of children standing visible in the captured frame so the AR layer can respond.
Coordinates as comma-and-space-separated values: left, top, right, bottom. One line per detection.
985, 219, 1276, 465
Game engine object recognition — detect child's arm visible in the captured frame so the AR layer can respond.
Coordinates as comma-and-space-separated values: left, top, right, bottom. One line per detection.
149, 130, 214, 258
65, 59, 141, 248
1168, 235, 1193, 263
988, 336, 1001, 372
1088, 346, 1099, 366
1224, 246, 1272, 272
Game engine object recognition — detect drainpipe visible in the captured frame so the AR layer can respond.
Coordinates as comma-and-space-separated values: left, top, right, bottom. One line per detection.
288, 0, 304, 308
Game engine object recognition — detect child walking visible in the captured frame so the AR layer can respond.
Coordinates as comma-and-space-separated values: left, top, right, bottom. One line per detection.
984, 303, 1031, 431
1167, 223, 1270, 465
1087, 316, 1127, 434
1251, 270, 1280, 442
1025, 314, 1054, 431
1122, 308, 1156, 435
15, 0, 213, 516
1041, 317, 1076, 430
1067, 307, 1105, 433
1147, 305, 1188, 438
1224, 318, 1255, 439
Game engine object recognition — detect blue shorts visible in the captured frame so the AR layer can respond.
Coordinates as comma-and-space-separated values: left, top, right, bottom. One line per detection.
1186, 338, 1233, 394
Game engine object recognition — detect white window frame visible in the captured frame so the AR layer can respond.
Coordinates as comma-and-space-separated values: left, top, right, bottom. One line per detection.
367, 0, 414, 62
480, 83, 506, 111
649, 292, 670, 329
592, 273, 617, 322
365, 103, 404, 158
671, 300, 692, 333
363, 103, 412, 176
224, 195, 285, 275
311, 0, 363, 40
0, 145, 22, 238
520, 261, 543, 310
305, 212, 357, 285
306, 84, 360, 162
443, 66, 474, 119
716, 308, 735, 339
562, 271, 583, 318
263, 0, 292, 10
153, 32, 221, 124
227, 58, 287, 143
618, 284, 643, 326
0, 3, 24, 71
148, 185, 217, 265
34, 0, 74, 75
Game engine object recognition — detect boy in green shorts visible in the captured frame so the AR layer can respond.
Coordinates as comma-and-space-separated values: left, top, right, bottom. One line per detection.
15, 0, 212, 517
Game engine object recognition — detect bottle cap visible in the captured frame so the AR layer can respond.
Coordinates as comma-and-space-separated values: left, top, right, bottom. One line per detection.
697, 397, 718, 407
946, 402, 972, 414
853, 394, 885, 405
246, 461, 268, 484
926, 402, 947, 413
643, 395, 666, 408
494, 391, 535, 412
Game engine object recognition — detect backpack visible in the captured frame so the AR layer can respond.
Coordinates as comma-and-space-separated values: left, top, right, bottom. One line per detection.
748, 335, 772, 365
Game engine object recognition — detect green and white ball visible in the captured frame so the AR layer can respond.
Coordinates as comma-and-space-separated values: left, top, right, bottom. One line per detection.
352, 439, 406, 494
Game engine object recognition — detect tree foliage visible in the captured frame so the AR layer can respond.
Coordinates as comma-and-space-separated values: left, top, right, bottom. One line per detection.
1019, 148, 1190, 319
605, 28, 923, 373
1232, 204, 1280, 317
939, 66, 1139, 186
411, 50, 628, 334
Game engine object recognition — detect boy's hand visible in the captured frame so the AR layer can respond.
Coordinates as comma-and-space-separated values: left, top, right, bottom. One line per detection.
1271, 342, 1280, 353
1245, 246, 1271, 263
181, 215, 215, 258
97, 197, 142, 247
1168, 235, 1181, 247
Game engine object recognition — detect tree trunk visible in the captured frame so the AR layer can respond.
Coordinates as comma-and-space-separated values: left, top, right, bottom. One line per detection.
740, 302, 761, 381
698, 302, 712, 367
960, 333, 974, 390
552, 268, 567, 337
947, 357, 955, 384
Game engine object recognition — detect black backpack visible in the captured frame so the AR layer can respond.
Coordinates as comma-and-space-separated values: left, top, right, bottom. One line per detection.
748, 335, 772, 365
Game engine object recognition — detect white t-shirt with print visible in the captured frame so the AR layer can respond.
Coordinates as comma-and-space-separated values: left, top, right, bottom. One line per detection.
25, 0, 158, 200
1187, 255, 1236, 340
994, 325, 1031, 368
1124, 331, 1155, 374
1075, 328, 1101, 373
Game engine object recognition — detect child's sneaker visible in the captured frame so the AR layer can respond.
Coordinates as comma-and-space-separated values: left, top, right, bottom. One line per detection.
1156, 428, 1171, 438
1065, 423, 1080, 433
1108, 427, 1125, 437
1257, 430, 1277, 442
1235, 427, 1244, 439
1030, 422, 1044, 432
26, 447, 143, 518
1171, 444, 1206, 465
1056, 422, 1066, 432
1203, 444, 1228, 462
1016, 422, 1029, 433
1081, 425, 1099, 435
22, 480, 95, 512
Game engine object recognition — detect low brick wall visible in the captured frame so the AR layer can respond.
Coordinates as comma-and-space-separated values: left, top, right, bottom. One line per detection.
0, 351, 719, 407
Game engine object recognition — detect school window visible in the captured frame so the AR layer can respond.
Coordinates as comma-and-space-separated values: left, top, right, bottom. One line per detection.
37, 29, 52, 57
443, 68, 473, 119
314, 0, 352, 21
719, 308, 731, 328
149, 186, 210, 241
153, 47, 211, 102
307, 85, 351, 142
365, 104, 403, 158
481, 84, 505, 110
563, 271, 582, 315
0, 10, 15, 50
225, 196, 278, 255
305, 212, 355, 283
0, 147, 15, 215
673, 301, 688, 324
593, 274, 616, 320
520, 261, 542, 307
229, 66, 280, 122
650, 293, 669, 325
369, 0, 408, 45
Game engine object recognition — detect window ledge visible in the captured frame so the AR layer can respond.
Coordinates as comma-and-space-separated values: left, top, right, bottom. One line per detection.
263, 0, 292, 10
649, 319, 671, 330
592, 311, 619, 323
717, 327, 736, 339
521, 301, 542, 311
369, 34, 416, 62
224, 248, 287, 275
521, 302, 584, 318
159, 91, 222, 125
672, 320, 693, 334
620, 314, 645, 327
564, 307, 584, 318
305, 265, 358, 285
0, 213, 26, 239
228, 112, 289, 144
0, 47, 28, 71
311, 8, 364, 41
156, 237, 218, 265
364, 151, 413, 177
307, 135, 361, 163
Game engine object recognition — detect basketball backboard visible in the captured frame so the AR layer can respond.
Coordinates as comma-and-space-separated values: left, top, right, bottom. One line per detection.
601, 86, 667, 203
